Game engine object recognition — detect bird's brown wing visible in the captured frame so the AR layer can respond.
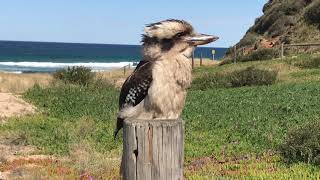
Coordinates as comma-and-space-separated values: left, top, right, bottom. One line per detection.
115, 60, 153, 137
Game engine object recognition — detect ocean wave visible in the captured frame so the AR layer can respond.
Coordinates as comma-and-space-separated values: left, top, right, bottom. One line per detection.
0, 70, 23, 74
0, 61, 135, 69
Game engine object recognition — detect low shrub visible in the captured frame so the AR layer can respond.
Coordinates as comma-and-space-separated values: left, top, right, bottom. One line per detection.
238, 33, 259, 47
280, 1, 305, 16
53, 66, 94, 86
191, 72, 230, 90
236, 48, 279, 63
248, 48, 279, 61
229, 67, 278, 87
304, 1, 320, 25
268, 16, 296, 37
219, 57, 233, 66
262, 1, 272, 13
278, 121, 320, 165
191, 66, 278, 90
253, 10, 284, 34
221, 48, 279, 65
294, 57, 320, 69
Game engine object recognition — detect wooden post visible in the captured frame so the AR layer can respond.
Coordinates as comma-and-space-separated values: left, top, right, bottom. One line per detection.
200, 51, 203, 66
122, 119, 184, 180
281, 43, 284, 59
234, 45, 237, 64
191, 51, 195, 69
124, 66, 126, 75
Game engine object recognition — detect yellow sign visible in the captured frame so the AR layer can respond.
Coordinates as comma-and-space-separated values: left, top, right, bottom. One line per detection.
212, 49, 216, 55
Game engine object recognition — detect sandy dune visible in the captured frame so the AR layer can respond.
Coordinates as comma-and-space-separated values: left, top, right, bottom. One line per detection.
0, 93, 35, 122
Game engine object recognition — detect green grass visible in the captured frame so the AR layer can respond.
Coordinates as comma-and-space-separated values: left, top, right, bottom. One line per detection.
2, 81, 320, 160
1, 55, 320, 178
0, 83, 121, 156
184, 82, 320, 160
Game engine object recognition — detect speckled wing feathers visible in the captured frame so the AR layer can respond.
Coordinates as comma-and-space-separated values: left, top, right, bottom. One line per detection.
119, 61, 153, 109
115, 60, 153, 137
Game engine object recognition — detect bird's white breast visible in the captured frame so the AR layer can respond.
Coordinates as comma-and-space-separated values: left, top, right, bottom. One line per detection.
145, 55, 192, 119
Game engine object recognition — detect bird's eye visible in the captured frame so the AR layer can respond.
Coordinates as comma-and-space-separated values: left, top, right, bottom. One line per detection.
175, 32, 185, 38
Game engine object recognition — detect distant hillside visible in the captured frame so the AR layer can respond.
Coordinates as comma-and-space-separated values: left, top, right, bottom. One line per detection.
234, 0, 320, 53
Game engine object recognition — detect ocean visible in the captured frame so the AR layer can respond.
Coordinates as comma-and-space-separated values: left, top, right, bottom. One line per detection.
0, 41, 227, 73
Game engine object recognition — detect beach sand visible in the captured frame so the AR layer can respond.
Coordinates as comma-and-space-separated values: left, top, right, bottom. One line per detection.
0, 93, 35, 122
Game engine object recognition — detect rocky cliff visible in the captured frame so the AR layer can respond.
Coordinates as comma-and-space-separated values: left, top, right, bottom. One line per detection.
235, 0, 320, 53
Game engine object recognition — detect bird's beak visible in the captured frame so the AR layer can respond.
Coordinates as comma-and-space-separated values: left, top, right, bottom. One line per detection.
184, 34, 219, 46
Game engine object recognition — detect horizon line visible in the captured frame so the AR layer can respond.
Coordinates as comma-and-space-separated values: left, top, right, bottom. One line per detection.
0, 39, 227, 49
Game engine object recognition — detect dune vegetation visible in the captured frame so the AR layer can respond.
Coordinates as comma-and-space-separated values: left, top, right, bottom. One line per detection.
1, 53, 320, 179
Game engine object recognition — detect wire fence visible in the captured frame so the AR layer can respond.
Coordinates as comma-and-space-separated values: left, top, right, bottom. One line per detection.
281, 42, 320, 59
231, 42, 320, 63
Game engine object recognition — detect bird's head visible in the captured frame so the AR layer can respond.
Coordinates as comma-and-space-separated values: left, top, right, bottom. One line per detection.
142, 19, 219, 59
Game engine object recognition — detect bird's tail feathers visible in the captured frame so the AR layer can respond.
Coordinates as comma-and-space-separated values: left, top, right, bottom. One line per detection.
114, 117, 124, 139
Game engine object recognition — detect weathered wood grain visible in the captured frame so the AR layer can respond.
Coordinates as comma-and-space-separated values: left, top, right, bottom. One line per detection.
122, 119, 184, 180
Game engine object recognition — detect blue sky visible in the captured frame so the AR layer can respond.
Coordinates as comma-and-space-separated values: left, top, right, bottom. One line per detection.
0, 0, 267, 47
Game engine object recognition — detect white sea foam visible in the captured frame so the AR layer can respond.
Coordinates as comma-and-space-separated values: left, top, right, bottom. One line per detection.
0, 61, 135, 69
0, 70, 23, 74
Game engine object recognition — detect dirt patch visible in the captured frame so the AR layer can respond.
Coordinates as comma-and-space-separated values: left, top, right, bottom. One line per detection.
0, 93, 35, 122
0, 136, 65, 179
185, 152, 277, 178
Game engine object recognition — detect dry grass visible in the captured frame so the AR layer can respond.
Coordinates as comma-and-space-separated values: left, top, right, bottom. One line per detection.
0, 72, 52, 94
193, 58, 220, 66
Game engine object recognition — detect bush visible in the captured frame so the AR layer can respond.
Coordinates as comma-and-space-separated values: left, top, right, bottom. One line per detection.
279, 121, 320, 165
268, 16, 296, 37
238, 33, 259, 47
249, 48, 279, 61
304, 1, 320, 25
222, 48, 279, 65
295, 57, 320, 69
262, 1, 273, 13
191, 72, 230, 90
255, 12, 284, 34
280, 1, 305, 15
53, 66, 94, 86
191, 66, 278, 90
229, 66, 278, 87
228, 48, 279, 64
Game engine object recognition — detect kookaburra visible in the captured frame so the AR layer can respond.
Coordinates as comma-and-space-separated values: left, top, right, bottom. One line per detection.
114, 19, 218, 137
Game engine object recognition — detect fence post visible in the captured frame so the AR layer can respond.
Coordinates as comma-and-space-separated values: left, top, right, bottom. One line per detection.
281, 43, 284, 59
192, 51, 195, 69
200, 51, 203, 66
122, 119, 184, 180
234, 45, 237, 64
124, 66, 126, 76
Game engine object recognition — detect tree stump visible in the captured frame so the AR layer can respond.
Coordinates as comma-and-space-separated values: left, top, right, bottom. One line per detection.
122, 119, 184, 180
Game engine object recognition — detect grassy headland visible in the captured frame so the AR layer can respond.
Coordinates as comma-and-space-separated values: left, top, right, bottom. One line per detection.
1, 54, 320, 178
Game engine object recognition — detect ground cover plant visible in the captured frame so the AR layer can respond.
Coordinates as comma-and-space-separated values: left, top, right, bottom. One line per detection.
279, 121, 320, 165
